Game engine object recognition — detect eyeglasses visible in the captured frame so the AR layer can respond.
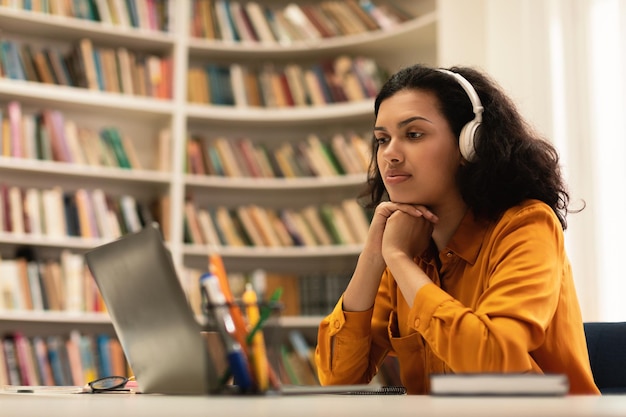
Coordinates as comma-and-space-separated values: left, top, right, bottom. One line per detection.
87, 376, 134, 393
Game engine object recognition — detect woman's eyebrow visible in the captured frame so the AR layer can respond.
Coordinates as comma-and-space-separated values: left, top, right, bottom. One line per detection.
374, 116, 433, 131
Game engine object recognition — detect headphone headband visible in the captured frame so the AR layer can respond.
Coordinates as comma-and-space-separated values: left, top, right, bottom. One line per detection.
437, 68, 484, 161
437, 69, 483, 121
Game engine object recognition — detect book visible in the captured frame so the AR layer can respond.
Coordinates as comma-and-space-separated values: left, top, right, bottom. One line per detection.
3, 336, 22, 385
32, 336, 55, 386
244, 2, 276, 43
78, 38, 99, 91
429, 373, 569, 396
184, 200, 205, 245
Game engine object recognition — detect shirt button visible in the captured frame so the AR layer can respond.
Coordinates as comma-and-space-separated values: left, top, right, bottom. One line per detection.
334, 320, 340, 329
414, 318, 421, 327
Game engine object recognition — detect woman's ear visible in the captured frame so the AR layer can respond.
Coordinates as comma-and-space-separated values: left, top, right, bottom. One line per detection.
459, 150, 468, 166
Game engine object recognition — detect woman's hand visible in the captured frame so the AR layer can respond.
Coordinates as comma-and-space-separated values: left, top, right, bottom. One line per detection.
366, 203, 437, 250
343, 202, 437, 312
379, 205, 438, 307
381, 204, 438, 262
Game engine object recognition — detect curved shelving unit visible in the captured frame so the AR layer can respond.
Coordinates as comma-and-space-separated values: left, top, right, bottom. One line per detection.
0, 0, 438, 336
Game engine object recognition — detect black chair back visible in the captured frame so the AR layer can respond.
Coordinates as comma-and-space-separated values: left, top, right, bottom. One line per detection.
584, 322, 626, 394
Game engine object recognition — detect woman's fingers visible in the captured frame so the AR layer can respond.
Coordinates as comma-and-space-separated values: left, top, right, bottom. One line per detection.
377, 202, 439, 223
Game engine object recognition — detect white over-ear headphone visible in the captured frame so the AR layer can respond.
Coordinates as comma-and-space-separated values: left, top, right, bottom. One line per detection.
438, 69, 484, 162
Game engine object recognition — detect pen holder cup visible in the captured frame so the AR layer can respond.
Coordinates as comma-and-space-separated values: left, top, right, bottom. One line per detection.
201, 300, 285, 395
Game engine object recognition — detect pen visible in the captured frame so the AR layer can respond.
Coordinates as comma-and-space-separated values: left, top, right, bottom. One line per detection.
200, 272, 253, 392
246, 287, 283, 345
208, 254, 250, 351
243, 283, 269, 392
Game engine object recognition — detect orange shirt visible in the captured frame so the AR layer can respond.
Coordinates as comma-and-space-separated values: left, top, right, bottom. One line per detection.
315, 200, 600, 395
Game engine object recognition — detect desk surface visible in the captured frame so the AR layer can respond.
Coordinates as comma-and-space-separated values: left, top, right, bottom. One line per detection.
1, 392, 626, 417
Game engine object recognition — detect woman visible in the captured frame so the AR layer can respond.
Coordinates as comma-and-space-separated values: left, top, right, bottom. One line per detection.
314, 64, 599, 395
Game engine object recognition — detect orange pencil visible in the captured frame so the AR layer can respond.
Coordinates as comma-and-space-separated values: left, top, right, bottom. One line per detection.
208, 253, 248, 350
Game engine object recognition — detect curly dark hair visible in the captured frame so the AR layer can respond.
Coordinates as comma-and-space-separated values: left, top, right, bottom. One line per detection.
361, 63, 576, 230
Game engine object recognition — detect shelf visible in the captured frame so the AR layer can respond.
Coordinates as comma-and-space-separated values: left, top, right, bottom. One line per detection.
0, 310, 110, 324
0, 7, 175, 52
0, 157, 171, 184
184, 244, 363, 258
0, 233, 108, 251
183, 244, 362, 274
187, 11, 437, 61
0, 79, 174, 121
279, 315, 323, 329
184, 174, 367, 191
185, 99, 374, 126
0, 310, 322, 334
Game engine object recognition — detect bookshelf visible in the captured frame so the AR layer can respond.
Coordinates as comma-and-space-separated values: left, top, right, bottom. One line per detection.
0, 0, 439, 384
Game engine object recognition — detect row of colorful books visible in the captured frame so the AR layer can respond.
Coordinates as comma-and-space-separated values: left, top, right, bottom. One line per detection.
187, 55, 385, 107
0, 327, 402, 388
190, 0, 413, 43
0, 0, 171, 32
185, 268, 353, 318
0, 184, 159, 240
0, 38, 172, 99
0, 101, 154, 169
0, 331, 129, 387
186, 131, 370, 178
0, 250, 104, 313
183, 198, 371, 248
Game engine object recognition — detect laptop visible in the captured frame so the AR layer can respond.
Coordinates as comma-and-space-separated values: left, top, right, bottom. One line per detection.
85, 223, 219, 395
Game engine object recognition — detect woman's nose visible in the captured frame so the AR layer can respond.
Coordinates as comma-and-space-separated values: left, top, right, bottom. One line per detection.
381, 139, 403, 164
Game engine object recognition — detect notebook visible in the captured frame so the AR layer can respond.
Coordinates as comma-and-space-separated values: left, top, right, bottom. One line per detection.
430, 373, 569, 396
85, 223, 220, 395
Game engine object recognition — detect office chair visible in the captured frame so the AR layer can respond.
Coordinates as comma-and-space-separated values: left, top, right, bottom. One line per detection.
583, 322, 626, 394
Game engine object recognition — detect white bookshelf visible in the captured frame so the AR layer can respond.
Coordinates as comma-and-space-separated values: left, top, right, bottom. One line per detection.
0, 0, 439, 336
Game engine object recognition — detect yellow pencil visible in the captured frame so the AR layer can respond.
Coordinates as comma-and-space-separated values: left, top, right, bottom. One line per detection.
243, 283, 269, 392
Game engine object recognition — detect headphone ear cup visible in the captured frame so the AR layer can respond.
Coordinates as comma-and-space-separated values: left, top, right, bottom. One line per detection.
459, 120, 481, 162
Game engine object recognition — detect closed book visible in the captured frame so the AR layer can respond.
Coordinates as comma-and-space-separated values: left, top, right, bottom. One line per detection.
196, 0, 217, 39
18, 44, 39, 82
3, 336, 22, 385
46, 335, 71, 386
32, 336, 55, 386
430, 373, 569, 396
46, 49, 72, 86
244, 2, 276, 43
101, 127, 131, 169
78, 38, 99, 90
96, 334, 112, 378
13, 332, 39, 386
0, 337, 7, 385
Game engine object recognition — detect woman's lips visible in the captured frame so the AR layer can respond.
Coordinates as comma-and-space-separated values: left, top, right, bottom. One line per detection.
384, 173, 412, 185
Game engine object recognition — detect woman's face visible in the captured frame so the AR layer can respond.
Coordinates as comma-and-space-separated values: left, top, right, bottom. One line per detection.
374, 89, 462, 208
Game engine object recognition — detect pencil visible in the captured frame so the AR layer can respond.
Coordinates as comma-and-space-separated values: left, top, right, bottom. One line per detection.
243, 283, 269, 392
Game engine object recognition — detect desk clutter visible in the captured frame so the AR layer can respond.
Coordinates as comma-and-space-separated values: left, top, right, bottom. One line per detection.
199, 254, 280, 394
198, 253, 407, 395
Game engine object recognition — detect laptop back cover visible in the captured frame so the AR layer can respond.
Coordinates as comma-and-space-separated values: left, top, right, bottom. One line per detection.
85, 224, 218, 394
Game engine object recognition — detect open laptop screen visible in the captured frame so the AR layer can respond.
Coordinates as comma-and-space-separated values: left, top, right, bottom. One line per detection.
85, 224, 219, 394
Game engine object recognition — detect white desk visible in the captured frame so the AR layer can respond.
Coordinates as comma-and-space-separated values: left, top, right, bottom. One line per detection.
1, 393, 625, 417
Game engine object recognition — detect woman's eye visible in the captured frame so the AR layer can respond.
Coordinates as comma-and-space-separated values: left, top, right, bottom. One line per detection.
375, 137, 389, 145
408, 132, 423, 139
